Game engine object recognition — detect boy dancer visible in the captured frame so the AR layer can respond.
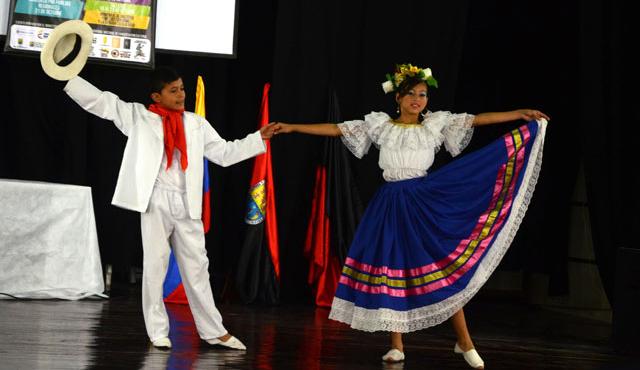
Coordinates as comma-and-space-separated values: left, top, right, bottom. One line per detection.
64, 67, 275, 349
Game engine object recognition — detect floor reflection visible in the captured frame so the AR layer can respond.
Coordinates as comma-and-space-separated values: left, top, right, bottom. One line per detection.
87, 295, 147, 370
139, 302, 249, 369
1, 287, 633, 370
381, 361, 405, 370
0, 300, 104, 370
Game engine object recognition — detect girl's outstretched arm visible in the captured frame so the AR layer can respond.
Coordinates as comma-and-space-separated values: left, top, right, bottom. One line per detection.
472, 109, 549, 126
272, 122, 342, 136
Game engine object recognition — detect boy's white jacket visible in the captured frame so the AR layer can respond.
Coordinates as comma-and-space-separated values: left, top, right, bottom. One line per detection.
64, 76, 266, 219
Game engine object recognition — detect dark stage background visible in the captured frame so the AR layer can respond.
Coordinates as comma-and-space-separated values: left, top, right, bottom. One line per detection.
1, 1, 638, 305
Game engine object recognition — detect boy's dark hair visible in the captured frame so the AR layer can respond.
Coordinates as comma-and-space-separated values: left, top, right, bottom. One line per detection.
397, 76, 428, 98
150, 66, 182, 94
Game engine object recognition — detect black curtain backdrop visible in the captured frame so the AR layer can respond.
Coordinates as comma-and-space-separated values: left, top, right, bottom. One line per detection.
1, 0, 637, 304
578, 1, 640, 302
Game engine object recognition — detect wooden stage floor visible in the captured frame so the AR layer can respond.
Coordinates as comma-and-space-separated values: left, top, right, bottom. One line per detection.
0, 284, 635, 370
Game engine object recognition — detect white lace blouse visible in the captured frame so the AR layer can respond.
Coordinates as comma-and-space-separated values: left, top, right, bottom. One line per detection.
338, 111, 475, 182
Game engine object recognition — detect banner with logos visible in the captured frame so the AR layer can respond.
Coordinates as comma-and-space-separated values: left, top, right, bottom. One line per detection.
4, 0, 156, 68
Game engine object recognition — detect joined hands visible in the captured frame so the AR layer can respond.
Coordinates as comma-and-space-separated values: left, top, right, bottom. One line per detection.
259, 122, 278, 139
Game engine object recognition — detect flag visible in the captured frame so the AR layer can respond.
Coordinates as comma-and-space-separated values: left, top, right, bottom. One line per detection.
163, 76, 211, 304
196, 75, 212, 235
304, 90, 364, 307
235, 83, 280, 304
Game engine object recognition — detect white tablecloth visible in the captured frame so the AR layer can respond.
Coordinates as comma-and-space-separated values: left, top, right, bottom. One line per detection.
0, 179, 105, 299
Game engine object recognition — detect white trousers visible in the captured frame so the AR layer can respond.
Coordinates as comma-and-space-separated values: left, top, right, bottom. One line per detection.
140, 186, 227, 341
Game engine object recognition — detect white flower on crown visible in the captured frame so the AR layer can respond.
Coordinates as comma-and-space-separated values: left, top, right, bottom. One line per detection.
381, 80, 395, 94
380, 64, 439, 94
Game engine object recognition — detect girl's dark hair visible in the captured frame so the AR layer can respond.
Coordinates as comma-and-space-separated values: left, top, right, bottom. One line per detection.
396, 76, 428, 97
149, 66, 181, 93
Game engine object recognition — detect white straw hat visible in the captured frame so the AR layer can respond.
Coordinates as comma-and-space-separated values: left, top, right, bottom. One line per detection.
40, 20, 94, 81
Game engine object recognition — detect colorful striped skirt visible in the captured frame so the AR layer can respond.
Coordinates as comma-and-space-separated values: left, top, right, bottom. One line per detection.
329, 120, 547, 332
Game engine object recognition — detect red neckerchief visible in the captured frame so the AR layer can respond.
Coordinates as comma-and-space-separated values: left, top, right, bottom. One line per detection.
148, 103, 188, 171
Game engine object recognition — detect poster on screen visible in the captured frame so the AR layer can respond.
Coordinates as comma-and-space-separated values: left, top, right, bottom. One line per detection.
1, 0, 237, 68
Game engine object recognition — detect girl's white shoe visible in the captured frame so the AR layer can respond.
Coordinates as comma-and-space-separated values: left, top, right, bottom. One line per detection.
454, 343, 484, 369
381, 348, 405, 362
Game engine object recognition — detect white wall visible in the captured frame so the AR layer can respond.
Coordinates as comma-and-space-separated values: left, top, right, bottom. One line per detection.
1, 1, 9, 35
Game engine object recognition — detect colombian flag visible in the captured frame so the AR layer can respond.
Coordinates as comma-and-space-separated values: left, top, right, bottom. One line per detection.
162, 76, 210, 304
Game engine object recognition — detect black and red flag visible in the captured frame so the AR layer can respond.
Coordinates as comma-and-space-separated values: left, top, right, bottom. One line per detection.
235, 83, 280, 304
304, 91, 364, 307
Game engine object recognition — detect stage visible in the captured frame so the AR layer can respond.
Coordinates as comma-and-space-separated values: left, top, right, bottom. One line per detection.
0, 285, 633, 370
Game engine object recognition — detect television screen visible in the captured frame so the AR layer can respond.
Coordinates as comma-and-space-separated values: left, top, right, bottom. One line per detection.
1, 2, 8, 35
155, 0, 238, 57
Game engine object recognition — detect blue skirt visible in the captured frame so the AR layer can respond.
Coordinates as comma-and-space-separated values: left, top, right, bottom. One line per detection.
329, 120, 547, 332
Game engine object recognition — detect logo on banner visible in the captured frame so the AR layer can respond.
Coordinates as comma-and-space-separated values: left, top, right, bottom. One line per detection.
245, 180, 266, 225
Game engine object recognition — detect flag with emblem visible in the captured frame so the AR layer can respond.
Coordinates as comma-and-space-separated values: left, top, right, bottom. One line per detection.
235, 83, 280, 304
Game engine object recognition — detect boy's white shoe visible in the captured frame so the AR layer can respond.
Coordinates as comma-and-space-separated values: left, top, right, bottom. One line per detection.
151, 337, 172, 349
206, 335, 247, 350
381, 348, 405, 362
454, 343, 484, 369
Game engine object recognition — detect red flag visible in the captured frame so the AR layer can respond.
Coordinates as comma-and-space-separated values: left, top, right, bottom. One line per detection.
304, 166, 341, 307
250, 83, 280, 280
235, 83, 280, 303
303, 91, 364, 307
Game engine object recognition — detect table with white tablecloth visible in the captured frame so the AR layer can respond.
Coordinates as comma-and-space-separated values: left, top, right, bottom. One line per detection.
0, 179, 105, 299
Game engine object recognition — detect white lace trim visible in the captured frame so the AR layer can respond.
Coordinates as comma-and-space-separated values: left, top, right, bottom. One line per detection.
328, 119, 548, 333
440, 112, 475, 156
338, 111, 475, 158
368, 112, 442, 152
338, 120, 370, 159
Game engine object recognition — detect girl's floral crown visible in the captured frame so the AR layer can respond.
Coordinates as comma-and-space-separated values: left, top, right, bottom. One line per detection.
381, 63, 438, 94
